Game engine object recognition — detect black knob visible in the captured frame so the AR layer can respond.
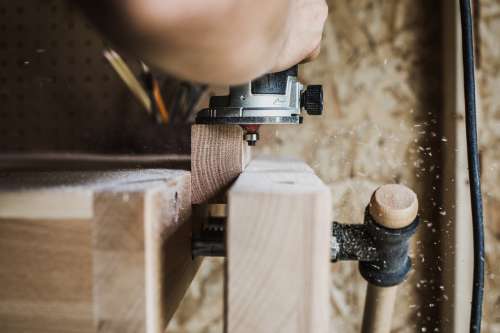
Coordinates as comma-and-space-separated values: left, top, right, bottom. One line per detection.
302, 85, 323, 115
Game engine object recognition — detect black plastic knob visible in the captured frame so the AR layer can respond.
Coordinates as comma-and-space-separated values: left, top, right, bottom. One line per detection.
302, 85, 323, 115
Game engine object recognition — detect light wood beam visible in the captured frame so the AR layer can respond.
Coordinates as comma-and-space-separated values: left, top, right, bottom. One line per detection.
225, 157, 331, 333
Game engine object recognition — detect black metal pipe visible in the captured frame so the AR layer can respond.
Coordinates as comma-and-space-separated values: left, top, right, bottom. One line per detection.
330, 222, 378, 262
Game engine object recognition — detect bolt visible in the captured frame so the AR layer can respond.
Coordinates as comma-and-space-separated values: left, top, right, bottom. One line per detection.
245, 132, 259, 146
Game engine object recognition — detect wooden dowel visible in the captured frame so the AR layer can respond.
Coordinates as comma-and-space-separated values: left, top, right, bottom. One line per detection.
362, 285, 398, 333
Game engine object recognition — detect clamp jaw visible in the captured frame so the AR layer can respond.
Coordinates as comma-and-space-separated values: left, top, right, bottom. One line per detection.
195, 65, 323, 145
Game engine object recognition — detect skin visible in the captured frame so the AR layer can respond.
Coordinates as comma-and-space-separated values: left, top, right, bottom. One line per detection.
116, 0, 328, 84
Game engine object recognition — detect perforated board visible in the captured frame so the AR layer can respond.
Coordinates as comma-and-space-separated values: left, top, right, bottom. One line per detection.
0, 0, 191, 155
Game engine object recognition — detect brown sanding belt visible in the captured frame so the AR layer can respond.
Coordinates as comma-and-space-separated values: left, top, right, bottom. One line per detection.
191, 125, 250, 204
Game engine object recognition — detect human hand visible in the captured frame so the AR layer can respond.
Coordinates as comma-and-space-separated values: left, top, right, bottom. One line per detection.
79, 0, 328, 84
270, 0, 328, 73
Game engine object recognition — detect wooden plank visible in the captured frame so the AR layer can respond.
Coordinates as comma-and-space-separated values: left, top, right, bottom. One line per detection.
144, 182, 199, 332
225, 158, 331, 333
0, 217, 94, 333
0, 190, 93, 219
92, 191, 147, 333
191, 125, 251, 204
441, 1, 474, 331
0, 169, 198, 333
0, 153, 190, 172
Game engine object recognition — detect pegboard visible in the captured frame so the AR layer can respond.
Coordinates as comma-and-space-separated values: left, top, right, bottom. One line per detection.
0, 0, 196, 155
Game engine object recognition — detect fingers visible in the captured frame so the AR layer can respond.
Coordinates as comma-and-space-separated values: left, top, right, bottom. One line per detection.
106, 0, 327, 83
270, 0, 328, 73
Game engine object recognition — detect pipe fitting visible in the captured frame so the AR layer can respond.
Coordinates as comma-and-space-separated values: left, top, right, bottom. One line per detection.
358, 209, 419, 287
359, 184, 420, 287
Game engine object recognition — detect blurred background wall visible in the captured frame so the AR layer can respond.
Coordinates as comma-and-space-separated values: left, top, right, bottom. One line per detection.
477, 0, 500, 330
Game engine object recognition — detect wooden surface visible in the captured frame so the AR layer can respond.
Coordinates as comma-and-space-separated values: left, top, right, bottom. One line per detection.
369, 184, 418, 229
0, 153, 191, 172
441, 1, 474, 331
0, 169, 198, 333
191, 125, 251, 204
361, 285, 397, 333
225, 158, 331, 333
0, 214, 94, 332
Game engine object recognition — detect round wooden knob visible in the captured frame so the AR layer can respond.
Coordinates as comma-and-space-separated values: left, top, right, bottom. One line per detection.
369, 184, 418, 229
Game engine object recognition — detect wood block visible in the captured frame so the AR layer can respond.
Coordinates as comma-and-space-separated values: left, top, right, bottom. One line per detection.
0, 216, 94, 333
225, 158, 331, 333
0, 169, 199, 333
191, 124, 251, 204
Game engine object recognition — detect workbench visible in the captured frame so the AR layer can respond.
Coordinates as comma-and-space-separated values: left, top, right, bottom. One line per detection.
0, 125, 332, 333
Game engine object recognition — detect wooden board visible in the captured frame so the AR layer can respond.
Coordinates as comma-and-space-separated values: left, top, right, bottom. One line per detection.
0, 215, 94, 333
441, 1, 474, 331
0, 169, 199, 333
0, 153, 191, 172
225, 158, 331, 333
191, 125, 251, 204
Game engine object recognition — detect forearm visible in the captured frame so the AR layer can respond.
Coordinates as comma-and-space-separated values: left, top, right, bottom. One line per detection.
77, 0, 292, 84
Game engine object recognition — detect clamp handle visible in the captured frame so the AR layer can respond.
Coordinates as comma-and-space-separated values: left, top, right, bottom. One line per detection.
369, 184, 418, 229
362, 184, 419, 333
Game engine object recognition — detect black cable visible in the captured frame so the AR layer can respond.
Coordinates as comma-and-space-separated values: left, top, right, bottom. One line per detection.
459, 0, 484, 332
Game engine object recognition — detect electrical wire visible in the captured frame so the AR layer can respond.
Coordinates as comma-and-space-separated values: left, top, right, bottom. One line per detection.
459, 0, 484, 332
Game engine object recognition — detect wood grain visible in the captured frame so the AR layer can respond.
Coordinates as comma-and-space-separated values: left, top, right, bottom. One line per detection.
441, 1, 474, 331
225, 157, 331, 333
0, 217, 94, 333
191, 124, 251, 204
0, 153, 190, 172
0, 190, 93, 219
0, 169, 198, 333
369, 184, 418, 229
361, 285, 397, 333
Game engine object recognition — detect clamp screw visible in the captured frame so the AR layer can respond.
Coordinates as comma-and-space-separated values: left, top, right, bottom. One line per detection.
302, 85, 323, 115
